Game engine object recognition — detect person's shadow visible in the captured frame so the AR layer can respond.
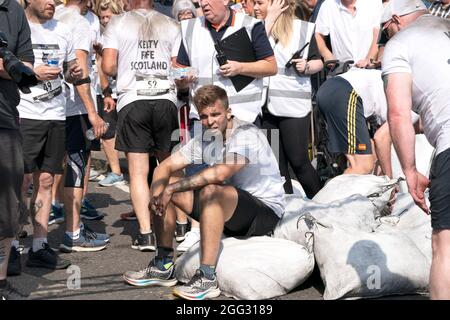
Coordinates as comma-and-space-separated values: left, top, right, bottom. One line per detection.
346, 240, 428, 299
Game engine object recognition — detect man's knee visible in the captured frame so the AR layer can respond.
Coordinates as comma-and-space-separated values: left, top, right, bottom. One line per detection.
37, 172, 54, 190
199, 184, 222, 203
432, 229, 450, 258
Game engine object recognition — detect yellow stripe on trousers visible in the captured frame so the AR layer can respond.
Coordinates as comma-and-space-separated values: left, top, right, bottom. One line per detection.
347, 90, 357, 154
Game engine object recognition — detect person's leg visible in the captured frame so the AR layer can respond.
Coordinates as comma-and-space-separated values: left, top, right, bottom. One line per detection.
262, 113, 293, 194
102, 137, 121, 175
279, 115, 321, 198
30, 171, 54, 245
0, 238, 12, 284
197, 185, 238, 266
430, 229, 450, 299
127, 152, 152, 234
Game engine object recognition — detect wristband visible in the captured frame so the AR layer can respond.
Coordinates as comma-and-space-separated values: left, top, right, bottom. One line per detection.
73, 76, 91, 86
102, 86, 113, 98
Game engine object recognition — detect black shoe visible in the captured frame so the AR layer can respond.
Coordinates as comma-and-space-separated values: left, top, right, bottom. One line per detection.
175, 222, 189, 242
131, 232, 156, 252
27, 243, 71, 270
7, 247, 21, 276
18, 230, 28, 238
0, 282, 26, 300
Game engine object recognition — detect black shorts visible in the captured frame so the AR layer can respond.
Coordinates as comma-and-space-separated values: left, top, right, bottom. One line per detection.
20, 119, 66, 174
0, 129, 27, 239
96, 95, 118, 140
190, 187, 280, 237
317, 77, 372, 155
115, 99, 179, 153
66, 114, 94, 152
429, 147, 450, 230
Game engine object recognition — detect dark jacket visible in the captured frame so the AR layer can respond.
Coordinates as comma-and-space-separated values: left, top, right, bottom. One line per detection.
0, 0, 34, 130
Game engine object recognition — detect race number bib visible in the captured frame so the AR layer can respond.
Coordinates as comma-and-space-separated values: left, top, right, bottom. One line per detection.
32, 78, 62, 102
135, 75, 171, 96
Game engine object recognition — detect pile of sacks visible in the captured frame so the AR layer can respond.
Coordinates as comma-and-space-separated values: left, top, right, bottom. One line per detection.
175, 174, 432, 300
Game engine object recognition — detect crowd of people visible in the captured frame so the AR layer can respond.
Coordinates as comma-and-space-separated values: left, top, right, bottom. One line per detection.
0, 0, 449, 300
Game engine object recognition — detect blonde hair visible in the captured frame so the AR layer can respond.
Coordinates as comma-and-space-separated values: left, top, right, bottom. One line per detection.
96, 0, 124, 15
270, 0, 296, 48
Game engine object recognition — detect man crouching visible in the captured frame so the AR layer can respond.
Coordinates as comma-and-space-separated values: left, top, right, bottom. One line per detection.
123, 84, 285, 300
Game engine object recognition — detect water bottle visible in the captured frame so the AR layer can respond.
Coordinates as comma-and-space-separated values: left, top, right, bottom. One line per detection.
46, 52, 59, 67
86, 122, 109, 141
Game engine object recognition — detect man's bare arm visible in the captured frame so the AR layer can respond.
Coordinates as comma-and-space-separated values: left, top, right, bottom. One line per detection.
220, 57, 277, 78
373, 122, 393, 178
74, 49, 106, 138
315, 32, 335, 62
102, 48, 118, 77
166, 154, 248, 194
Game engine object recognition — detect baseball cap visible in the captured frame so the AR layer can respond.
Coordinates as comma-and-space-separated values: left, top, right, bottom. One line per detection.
381, 0, 427, 24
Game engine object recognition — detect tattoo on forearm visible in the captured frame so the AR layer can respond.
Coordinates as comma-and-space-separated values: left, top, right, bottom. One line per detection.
170, 173, 209, 194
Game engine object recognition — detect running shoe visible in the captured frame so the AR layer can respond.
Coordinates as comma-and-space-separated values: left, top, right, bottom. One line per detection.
172, 269, 221, 300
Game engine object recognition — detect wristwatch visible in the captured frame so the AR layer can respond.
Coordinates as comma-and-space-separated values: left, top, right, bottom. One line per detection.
102, 86, 113, 98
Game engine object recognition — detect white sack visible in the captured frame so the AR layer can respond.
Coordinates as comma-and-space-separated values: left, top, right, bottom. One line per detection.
274, 194, 378, 246
312, 174, 400, 214
175, 236, 314, 300
309, 216, 430, 300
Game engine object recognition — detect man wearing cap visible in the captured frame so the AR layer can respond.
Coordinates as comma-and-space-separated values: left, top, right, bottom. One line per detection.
381, 0, 450, 299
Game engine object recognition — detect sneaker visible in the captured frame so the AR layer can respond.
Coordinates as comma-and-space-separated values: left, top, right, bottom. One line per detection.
172, 269, 221, 300
80, 198, 104, 220
120, 210, 137, 221
175, 222, 189, 242
7, 246, 21, 276
89, 168, 102, 181
0, 282, 26, 300
131, 232, 156, 251
177, 229, 200, 253
26, 183, 33, 196
18, 230, 28, 238
27, 243, 71, 269
59, 233, 107, 253
98, 172, 125, 187
123, 259, 177, 287
48, 204, 65, 225
82, 224, 110, 243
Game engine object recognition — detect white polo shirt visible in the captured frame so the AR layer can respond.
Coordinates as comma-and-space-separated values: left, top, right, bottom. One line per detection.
315, 0, 383, 62
382, 15, 450, 156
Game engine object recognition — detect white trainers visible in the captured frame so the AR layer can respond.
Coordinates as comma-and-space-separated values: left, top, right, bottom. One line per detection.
177, 229, 200, 253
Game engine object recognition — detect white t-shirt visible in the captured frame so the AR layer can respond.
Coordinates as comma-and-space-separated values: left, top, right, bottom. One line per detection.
179, 118, 286, 217
315, 0, 383, 62
54, 5, 92, 117
84, 10, 102, 98
382, 15, 450, 156
338, 68, 387, 124
102, 9, 181, 112
18, 20, 75, 121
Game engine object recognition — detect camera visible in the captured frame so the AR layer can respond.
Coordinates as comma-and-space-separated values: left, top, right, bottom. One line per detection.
0, 31, 38, 94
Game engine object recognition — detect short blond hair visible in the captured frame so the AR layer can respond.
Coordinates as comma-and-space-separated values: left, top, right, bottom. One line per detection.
96, 0, 124, 15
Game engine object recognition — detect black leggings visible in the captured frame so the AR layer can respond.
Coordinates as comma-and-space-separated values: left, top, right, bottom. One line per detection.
262, 112, 321, 198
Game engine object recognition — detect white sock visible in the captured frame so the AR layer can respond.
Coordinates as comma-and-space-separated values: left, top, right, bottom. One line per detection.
52, 201, 64, 208
176, 221, 188, 225
32, 238, 48, 252
66, 229, 81, 240
191, 227, 200, 232
11, 240, 20, 249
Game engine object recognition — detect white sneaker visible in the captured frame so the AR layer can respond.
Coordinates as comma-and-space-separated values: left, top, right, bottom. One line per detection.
177, 229, 200, 253
89, 168, 102, 181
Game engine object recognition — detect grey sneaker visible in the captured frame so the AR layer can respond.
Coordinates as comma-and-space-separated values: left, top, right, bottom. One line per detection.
172, 269, 221, 300
123, 260, 178, 287
59, 233, 107, 253
82, 224, 110, 243
131, 232, 156, 251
